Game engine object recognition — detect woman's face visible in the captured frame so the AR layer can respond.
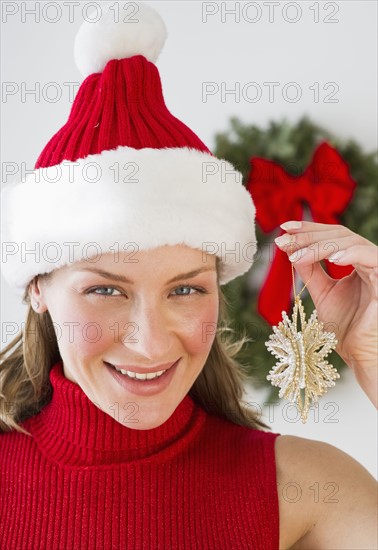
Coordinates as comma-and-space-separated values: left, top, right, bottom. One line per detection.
30, 245, 219, 429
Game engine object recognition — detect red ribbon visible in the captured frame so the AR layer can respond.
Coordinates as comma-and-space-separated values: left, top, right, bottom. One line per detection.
246, 141, 357, 326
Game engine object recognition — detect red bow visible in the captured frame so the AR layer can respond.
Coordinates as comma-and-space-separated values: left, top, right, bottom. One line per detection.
246, 141, 357, 326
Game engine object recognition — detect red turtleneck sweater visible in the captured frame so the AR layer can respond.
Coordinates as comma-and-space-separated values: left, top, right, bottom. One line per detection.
1, 361, 280, 549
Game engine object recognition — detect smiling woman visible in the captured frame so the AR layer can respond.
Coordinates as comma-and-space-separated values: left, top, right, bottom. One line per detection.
1, 2, 377, 550
1, 244, 267, 434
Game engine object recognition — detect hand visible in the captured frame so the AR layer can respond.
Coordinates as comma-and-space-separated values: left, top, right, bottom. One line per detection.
275, 220, 378, 407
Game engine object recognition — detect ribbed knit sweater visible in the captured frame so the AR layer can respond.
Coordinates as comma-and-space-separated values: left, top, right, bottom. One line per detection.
1, 361, 280, 550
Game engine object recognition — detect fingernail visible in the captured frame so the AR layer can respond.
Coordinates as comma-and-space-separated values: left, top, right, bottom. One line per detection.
275, 234, 293, 247
289, 247, 308, 262
280, 221, 302, 230
328, 250, 345, 262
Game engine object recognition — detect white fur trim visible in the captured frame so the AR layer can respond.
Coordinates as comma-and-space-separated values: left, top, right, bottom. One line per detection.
1, 147, 257, 296
74, 2, 167, 78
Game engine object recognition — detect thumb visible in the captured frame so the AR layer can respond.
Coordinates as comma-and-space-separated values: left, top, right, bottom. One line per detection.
291, 258, 334, 307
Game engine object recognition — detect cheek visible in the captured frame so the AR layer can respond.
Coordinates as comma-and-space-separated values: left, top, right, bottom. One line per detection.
48, 299, 113, 356
180, 301, 219, 355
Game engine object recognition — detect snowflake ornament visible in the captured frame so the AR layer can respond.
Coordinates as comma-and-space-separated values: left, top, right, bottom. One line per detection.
265, 296, 339, 423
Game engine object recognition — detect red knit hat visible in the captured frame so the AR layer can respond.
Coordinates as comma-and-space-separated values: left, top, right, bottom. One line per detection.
1, 1, 257, 295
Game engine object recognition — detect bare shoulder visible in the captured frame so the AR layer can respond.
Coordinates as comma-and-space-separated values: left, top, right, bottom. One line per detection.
275, 434, 378, 550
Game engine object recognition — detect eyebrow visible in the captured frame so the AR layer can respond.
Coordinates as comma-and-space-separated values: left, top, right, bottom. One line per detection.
74, 266, 216, 285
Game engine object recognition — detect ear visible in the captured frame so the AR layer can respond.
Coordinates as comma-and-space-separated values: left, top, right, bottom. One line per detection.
28, 276, 49, 314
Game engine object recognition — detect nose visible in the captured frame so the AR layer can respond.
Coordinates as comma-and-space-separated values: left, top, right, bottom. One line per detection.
120, 299, 174, 360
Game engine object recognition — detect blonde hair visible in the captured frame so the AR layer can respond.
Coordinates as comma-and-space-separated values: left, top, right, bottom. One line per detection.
0, 262, 268, 435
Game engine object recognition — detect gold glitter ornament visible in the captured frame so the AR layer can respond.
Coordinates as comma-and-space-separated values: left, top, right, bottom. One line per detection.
265, 239, 339, 423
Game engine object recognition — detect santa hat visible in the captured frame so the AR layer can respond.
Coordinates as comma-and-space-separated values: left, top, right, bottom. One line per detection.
1, 1, 257, 297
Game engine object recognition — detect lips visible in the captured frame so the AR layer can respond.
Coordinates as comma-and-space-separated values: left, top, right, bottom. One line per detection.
104, 358, 180, 396
104, 359, 179, 374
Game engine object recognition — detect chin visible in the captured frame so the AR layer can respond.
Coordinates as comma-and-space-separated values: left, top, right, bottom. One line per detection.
119, 412, 169, 431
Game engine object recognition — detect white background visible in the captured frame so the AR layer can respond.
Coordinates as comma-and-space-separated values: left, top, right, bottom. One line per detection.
1, 1, 377, 477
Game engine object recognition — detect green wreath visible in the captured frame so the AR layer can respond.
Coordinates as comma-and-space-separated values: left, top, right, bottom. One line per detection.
213, 115, 378, 397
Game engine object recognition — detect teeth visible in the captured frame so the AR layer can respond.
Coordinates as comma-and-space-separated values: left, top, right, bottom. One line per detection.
112, 365, 167, 381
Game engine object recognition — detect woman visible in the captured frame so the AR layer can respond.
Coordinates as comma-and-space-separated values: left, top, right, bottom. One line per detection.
1, 3, 377, 549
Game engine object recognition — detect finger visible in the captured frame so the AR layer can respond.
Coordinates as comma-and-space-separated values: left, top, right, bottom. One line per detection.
287, 255, 335, 305
284, 241, 377, 269
325, 244, 378, 268
280, 220, 346, 233
276, 235, 358, 264
275, 232, 355, 256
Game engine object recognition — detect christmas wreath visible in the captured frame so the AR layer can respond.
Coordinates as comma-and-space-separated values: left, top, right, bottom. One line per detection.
213, 115, 378, 394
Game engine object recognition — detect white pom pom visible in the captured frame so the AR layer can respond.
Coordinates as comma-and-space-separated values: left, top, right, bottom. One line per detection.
74, 1, 167, 78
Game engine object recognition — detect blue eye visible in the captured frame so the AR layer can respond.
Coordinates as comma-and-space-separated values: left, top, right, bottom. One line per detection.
86, 287, 122, 297
173, 285, 205, 296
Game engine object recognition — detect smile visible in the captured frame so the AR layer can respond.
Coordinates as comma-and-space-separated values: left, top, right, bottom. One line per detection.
104, 359, 181, 396
110, 365, 167, 381
105, 360, 179, 381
